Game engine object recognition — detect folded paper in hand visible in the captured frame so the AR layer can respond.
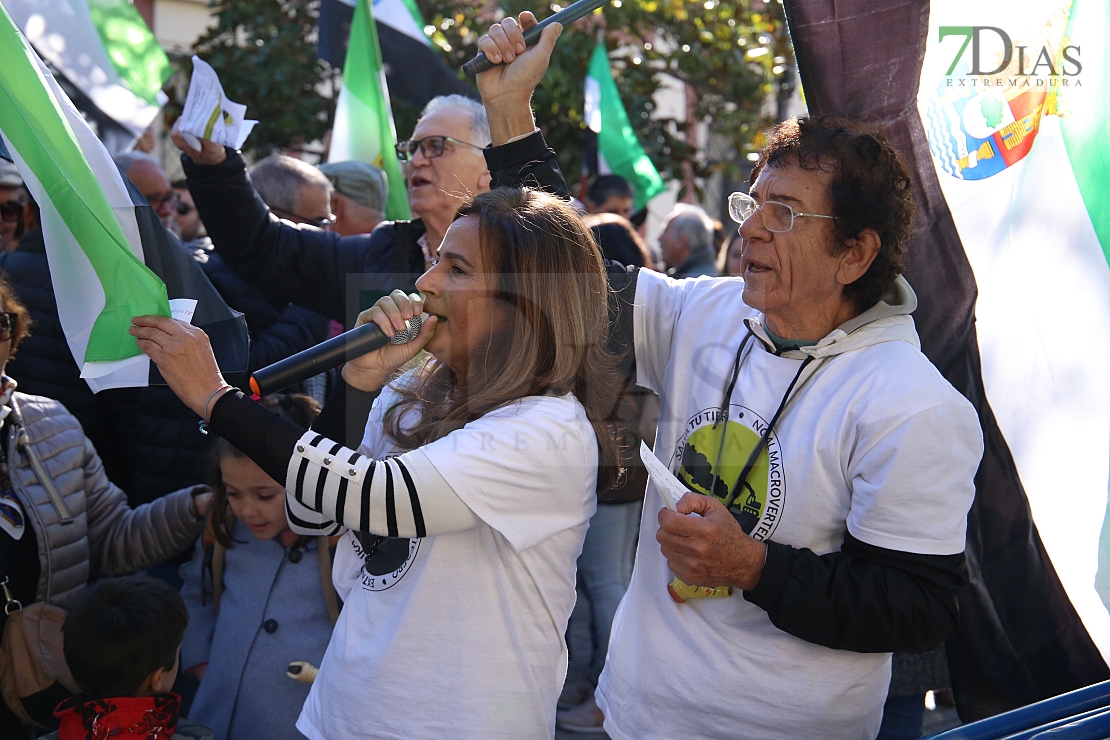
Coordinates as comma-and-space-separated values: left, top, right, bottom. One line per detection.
639, 440, 690, 512
178, 56, 257, 150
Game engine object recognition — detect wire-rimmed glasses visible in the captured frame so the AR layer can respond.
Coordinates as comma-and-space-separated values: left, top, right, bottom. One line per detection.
728, 192, 837, 233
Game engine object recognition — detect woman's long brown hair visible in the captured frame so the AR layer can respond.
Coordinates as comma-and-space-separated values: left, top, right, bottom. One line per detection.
385, 187, 624, 491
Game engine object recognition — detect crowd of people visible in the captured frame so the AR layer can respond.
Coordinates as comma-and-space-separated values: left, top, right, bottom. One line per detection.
0, 11, 983, 740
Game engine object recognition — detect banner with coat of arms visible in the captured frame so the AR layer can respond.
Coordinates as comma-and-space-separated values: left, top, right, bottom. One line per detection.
918, 0, 1110, 662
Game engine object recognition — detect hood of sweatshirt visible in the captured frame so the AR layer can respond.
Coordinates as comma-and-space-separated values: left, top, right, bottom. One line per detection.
745, 275, 921, 360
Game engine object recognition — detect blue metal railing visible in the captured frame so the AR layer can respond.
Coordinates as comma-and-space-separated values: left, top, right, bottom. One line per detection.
929, 681, 1110, 740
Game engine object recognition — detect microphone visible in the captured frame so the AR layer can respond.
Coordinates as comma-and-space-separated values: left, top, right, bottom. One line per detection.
249, 315, 424, 396
461, 0, 609, 76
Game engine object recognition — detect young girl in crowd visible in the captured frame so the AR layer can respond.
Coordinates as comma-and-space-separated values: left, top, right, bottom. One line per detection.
178, 394, 338, 740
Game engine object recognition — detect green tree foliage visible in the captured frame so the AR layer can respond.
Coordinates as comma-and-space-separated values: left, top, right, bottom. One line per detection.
190, 0, 339, 157
179, 0, 784, 189
418, 0, 785, 196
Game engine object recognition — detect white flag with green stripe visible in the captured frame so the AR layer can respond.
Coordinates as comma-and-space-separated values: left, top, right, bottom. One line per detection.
2, 0, 171, 139
0, 3, 171, 390
372, 0, 426, 44
585, 40, 665, 211
329, 0, 410, 221
920, 0, 1110, 657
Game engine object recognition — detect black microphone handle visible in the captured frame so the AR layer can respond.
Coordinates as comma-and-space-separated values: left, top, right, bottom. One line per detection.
249, 322, 391, 396
461, 0, 609, 76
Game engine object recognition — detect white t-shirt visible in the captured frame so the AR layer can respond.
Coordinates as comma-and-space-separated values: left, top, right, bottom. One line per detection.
596, 270, 982, 740
296, 381, 598, 740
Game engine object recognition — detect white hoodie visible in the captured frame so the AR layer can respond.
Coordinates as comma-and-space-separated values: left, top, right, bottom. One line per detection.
597, 270, 983, 740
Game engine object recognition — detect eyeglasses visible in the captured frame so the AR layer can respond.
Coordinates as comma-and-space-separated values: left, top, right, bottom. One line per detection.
144, 190, 177, 209
175, 201, 195, 216
395, 135, 485, 162
728, 192, 837, 233
0, 312, 19, 341
270, 208, 335, 230
0, 201, 23, 222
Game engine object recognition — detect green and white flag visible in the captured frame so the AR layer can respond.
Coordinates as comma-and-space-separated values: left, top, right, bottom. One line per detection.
585, 40, 665, 211
1, 0, 172, 138
329, 0, 410, 221
371, 0, 426, 44
919, 0, 1110, 657
0, 3, 247, 391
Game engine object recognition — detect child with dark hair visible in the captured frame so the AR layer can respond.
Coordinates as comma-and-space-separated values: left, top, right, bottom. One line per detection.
179, 394, 337, 740
46, 575, 212, 739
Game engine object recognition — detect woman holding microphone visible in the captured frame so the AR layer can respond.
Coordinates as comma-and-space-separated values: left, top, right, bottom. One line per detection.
131, 181, 620, 739
132, 20, 622, 737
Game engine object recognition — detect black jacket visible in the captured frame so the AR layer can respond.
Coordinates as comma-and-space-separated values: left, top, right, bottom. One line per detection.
0, 231, 329, 504
183, 131, 569, 326
188, 238, 330, 371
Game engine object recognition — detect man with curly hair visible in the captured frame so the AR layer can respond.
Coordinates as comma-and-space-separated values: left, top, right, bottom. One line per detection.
587, 116, 985, 739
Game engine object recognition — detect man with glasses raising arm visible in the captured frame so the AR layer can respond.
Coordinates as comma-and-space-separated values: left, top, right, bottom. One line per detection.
395, 95, 492, 265
171, 89, 566, 350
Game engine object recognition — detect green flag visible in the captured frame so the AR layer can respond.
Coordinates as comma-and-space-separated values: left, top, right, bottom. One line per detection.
585, 41, 665, 211
5, 0, 171, 137
328, 0, 411, 221
0, 3, 169, 365
1060, 0, 1110, 261
87, 0, 172, 107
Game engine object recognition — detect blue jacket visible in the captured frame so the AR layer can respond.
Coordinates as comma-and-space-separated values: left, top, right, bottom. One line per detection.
179, 523, 335, 740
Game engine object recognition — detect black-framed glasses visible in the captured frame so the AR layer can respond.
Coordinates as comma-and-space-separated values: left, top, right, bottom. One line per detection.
270, 207, 335, 230
394, 135, 485, 162
144, 190, 177, 209
175, 201, 195, 216
728, 192, 837, 233
0, 312, 19, 340
0, 201, 22, 222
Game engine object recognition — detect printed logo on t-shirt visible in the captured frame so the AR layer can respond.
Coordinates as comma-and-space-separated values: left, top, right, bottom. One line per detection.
352, 534, 420, 591
670, 404, 785, 541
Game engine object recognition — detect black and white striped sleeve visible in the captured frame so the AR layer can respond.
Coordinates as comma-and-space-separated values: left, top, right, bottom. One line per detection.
285, 431, 480, 537
207, 391, 479, 539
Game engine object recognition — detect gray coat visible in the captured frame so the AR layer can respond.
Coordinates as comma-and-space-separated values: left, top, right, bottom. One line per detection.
179, 522, 335, 740
10, 393, 206, 608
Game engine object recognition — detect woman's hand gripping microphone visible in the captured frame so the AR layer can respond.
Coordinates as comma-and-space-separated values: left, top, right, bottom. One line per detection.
342, 290, 438, 393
